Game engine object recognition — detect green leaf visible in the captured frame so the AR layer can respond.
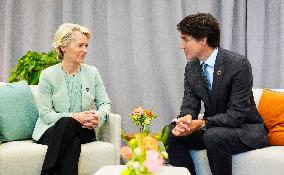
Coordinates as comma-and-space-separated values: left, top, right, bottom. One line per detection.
160, 125, 169, 146
28, 61, 36, 72
121, 129, 129, 143
8, 50, 59, 85
30, 71, 41, 85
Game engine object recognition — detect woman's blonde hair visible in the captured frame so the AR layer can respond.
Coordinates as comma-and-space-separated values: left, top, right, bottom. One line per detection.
52, 23, 91, 60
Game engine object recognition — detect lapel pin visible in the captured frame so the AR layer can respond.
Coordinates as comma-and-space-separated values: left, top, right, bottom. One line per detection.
86, 87, 89, 92
217, 70, 222, 75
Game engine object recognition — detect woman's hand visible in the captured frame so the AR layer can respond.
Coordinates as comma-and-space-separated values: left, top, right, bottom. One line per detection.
73, 111, 99, 129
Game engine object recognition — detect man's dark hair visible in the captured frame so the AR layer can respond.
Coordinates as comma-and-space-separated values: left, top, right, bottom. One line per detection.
177, 13, 220, 48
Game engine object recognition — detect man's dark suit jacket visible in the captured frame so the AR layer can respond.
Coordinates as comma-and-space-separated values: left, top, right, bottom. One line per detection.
179, 47, 268, 149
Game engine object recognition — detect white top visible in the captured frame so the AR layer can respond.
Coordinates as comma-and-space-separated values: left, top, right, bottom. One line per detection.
94, 165, 191, 175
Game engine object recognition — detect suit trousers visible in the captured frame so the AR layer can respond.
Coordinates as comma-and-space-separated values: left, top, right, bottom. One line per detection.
166, 123, 253, 175
37, 117, 96, 175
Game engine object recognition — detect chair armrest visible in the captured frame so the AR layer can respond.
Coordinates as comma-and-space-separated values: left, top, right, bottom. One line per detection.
96, 113, 121, 164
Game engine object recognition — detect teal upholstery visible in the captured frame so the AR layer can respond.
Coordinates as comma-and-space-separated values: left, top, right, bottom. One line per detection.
0, 83, 121, 175
0, 81, 39, 143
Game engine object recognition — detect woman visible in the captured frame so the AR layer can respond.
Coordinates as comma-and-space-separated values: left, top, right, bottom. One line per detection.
32, 23, 112, 175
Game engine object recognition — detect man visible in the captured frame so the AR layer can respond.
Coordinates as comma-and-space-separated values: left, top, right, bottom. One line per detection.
166, 13, 268, 175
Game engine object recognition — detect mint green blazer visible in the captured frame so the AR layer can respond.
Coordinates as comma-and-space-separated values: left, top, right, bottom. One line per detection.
32, 63, 112, 141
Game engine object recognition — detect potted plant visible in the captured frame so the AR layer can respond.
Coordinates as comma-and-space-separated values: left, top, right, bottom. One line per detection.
8, 51, 59, 85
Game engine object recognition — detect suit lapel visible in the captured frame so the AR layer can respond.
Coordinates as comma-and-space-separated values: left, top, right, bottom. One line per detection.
210, 48, 226, 113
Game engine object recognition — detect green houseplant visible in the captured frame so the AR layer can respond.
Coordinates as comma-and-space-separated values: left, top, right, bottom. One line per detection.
9, 51, 59, 85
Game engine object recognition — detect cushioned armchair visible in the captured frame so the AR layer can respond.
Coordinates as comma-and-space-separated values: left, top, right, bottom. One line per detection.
189, 89, 284, 175
0, 83, 121, 175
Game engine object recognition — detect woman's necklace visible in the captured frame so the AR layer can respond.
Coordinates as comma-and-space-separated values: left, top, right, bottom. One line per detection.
60, 63, 81, 77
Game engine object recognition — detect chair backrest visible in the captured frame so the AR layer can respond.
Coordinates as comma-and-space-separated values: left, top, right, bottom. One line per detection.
252, 89, 264, 108
29, 85, 39, 108
253, 89, 284, 108
1, 82, 284, 111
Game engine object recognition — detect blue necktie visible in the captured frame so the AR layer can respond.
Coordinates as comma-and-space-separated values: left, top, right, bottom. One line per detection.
201, 63, 211, 90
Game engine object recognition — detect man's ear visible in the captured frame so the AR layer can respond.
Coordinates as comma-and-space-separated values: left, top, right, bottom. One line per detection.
201, 37, 208, 45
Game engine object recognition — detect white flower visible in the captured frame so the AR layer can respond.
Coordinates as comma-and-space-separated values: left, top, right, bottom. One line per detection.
132, 161, 140, 170
144, 117, 151, 125
134, 147, 142, 155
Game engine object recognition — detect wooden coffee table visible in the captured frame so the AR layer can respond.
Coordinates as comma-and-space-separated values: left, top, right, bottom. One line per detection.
123, 132, 158, 141
94, 165, 191, 175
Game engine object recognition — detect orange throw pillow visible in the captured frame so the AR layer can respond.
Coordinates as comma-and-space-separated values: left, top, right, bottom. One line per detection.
258, 89, 284, 146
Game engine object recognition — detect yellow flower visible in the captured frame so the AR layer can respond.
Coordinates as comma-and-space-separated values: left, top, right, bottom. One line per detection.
161, 151, 168, 159
129, 138, 138, 149
143, 136, 158, 151
144, 109, 153, 117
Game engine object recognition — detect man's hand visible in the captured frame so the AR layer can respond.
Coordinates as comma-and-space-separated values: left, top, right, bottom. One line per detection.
172, 114, 192, 136
172, 115, 205, 136
188, 120, 204, 132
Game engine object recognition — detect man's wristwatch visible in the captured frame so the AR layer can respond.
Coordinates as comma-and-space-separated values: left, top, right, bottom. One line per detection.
200, 118, 208, 131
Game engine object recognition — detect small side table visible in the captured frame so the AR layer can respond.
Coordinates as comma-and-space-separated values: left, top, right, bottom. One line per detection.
94, 165, 191, 175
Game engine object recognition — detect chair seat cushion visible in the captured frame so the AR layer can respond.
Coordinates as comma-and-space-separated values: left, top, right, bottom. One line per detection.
0, 140, 116, 175
0, 140, 47, 175
190, 146, 284, 175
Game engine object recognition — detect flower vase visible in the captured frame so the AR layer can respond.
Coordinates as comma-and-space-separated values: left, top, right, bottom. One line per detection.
140, 125, 149, 134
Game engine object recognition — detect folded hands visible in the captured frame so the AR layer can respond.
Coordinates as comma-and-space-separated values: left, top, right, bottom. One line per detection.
172, 114, 204, 136
72, 111, 99, 129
